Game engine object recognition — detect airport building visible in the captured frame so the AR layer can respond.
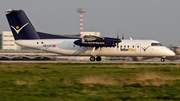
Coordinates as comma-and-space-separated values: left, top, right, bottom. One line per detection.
1, 31, 21, 50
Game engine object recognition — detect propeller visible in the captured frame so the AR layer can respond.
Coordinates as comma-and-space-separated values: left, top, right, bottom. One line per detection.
116, 29, 121, 48
122, 29, 124, 40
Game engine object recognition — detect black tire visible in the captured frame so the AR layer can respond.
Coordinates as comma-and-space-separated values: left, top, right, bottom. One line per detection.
96, 56, 102, 61
90, 56, 96, 61
161, 58, 165, 62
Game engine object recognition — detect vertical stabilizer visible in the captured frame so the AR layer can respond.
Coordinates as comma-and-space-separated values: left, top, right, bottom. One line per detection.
6, 9, 39, 40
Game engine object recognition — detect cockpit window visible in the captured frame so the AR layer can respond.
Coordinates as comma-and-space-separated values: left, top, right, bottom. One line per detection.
151, 43, 163, 46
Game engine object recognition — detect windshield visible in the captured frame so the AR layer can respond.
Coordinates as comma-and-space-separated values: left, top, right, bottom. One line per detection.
151, 43, 163, 46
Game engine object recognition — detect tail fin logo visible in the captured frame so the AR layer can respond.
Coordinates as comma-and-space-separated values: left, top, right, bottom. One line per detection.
15, 26, 19, 30
11, 23, 29, 34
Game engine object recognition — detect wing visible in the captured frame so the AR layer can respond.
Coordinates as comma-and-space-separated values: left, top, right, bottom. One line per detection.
83, 35, 104, 42
74, 35, 121, 47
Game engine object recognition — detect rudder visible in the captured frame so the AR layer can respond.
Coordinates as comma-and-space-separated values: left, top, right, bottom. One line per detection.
6, 9, 39, 40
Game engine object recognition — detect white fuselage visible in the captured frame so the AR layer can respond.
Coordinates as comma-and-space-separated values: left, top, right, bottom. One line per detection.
15, 39, 175, 57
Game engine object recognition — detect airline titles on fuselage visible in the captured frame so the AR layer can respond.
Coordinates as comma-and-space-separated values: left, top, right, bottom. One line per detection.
120, 45, 150, 52
120, 48, 136, 52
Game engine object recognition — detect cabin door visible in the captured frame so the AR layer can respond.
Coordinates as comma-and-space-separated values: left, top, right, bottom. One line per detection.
135, 43, 141, 54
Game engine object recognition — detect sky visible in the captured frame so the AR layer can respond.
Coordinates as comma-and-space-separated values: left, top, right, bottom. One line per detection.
0, 0, 180, 46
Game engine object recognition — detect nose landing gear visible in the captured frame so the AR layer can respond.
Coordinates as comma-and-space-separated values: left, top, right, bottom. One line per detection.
161, 56, 166, 62
161, 58, 165, 62
161, 55, 166, 62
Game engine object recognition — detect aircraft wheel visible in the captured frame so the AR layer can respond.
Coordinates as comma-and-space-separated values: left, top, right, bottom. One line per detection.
161, 58, 165, 62
90, 56, 96, 61
96, 56, 102, 61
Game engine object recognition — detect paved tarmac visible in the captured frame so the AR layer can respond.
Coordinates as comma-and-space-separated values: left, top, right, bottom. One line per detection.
0, 60, 180, 64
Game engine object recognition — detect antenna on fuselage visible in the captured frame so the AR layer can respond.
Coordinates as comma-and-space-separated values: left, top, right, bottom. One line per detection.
130, 37, 133, 40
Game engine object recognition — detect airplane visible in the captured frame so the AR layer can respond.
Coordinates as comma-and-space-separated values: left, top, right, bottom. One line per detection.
5, 9, 175, 62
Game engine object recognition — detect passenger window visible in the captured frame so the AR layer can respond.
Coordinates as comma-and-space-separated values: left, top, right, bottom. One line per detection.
127, 45, 129, 48
120, 45, 122, 48
37, 42, 39, 44
41, 42, 43, 44
137, 45, 139, 48
124, 45, 126, 48
132, 45, 134, 48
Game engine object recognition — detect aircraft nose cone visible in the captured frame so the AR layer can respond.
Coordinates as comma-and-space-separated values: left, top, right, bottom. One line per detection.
169, 51, 175, 56
166, 49, 175, 56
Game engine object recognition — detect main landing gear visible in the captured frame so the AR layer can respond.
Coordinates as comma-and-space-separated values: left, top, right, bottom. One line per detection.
90, 56, 102, 61
90, 47, 102, 61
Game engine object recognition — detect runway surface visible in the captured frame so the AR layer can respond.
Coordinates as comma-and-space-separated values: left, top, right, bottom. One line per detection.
0, 60, 180, 64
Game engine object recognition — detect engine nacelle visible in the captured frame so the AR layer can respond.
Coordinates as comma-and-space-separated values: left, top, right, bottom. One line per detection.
74, 37, 119, 47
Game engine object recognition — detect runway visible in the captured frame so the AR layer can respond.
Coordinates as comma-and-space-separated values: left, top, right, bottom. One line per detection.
0, 60, 180, 64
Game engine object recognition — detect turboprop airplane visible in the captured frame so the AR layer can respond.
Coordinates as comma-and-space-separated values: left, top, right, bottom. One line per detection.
5, 9, 175, 62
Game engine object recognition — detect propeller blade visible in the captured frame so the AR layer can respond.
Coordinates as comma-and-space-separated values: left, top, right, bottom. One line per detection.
122, 29, 124, 40
117, 42, 119, 48
116, 29, 120, 48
